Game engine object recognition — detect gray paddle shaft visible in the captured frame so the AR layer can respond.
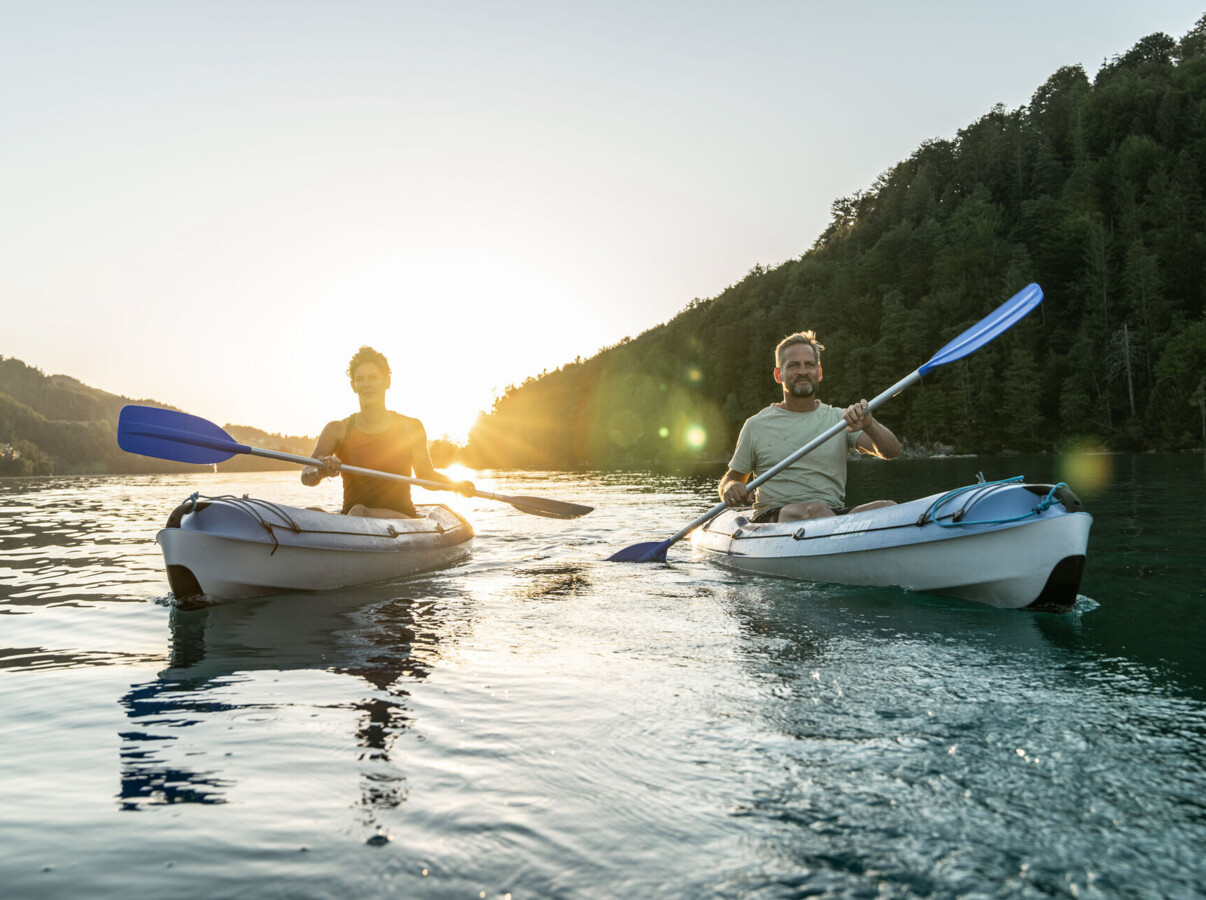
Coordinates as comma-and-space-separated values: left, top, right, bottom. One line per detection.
248, 447, 556, 509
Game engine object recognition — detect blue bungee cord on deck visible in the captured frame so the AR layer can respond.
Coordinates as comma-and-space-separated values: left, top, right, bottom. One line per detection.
921, 476, 1072, 528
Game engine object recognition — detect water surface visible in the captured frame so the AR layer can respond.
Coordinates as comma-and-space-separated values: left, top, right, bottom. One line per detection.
1, 456, 1203, 898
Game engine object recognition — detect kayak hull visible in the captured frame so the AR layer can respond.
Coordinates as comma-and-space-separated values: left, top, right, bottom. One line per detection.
157, 495, 473, 602
692, 481, 1091, 611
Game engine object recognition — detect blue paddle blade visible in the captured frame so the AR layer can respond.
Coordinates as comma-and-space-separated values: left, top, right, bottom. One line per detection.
606, 540, 671, 563
117, 405, 249, 465
919, 283, 1043, 375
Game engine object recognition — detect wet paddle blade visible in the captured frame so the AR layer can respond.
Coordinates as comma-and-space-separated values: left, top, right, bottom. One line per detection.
606, 540, 671, 563
919, 283, 1043, 375
502, 495, 594, 519
118, 405, 249, 465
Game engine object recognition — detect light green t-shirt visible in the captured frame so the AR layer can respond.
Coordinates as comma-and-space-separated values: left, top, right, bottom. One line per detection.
728, 404, 861, 511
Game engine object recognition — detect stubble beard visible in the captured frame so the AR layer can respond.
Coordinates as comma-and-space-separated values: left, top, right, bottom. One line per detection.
787, 378, 816, 398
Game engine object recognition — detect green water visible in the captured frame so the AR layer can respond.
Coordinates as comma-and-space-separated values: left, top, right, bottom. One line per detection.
846, 452, 1206, 695
0, 455, 1203, 898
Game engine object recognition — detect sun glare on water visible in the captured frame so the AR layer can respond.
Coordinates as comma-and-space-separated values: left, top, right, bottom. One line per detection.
440, 463, 479, 483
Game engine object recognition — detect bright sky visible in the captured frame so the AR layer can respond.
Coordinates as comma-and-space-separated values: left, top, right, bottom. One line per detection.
3, 1, 1202, 441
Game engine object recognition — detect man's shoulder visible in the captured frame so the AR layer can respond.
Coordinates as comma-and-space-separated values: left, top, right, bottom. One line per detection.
745, 405, 781, 423
738, 406, 781, 439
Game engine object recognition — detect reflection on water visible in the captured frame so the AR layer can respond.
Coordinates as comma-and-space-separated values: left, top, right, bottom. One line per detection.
118, 681, 236, 808
2, 464, 1205, 898
118, 589, 466, 827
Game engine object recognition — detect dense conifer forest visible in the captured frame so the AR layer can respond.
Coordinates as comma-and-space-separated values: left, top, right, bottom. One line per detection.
465, 19, 1206, 470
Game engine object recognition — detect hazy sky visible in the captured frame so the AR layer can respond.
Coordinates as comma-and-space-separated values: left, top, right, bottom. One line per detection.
3, 1, 1203, 441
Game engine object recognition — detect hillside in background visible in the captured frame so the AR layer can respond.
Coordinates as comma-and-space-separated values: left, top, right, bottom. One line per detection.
465, 19, 1206, 470
0, 357, 314, 476
8, 19, 1206, 477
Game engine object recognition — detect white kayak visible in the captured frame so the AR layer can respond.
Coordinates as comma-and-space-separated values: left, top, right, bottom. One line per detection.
157, 494, 473, 603
691, 478, 1091, 611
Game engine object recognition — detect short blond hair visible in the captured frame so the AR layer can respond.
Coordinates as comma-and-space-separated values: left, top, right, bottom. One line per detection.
775, 331, 824, 366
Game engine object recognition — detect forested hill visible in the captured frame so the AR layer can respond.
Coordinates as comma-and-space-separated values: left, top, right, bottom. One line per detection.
465, 20, 1206, 470
0, 357, 313, 476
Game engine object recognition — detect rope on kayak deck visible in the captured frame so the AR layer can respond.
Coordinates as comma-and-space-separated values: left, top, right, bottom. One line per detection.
181, 494, 455, 555
192, 494, 302, 554
920, 477, 1073, 529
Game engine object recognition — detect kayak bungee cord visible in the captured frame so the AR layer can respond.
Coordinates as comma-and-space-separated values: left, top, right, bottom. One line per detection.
923, 477, 1073, 529
167, 493, 456, 556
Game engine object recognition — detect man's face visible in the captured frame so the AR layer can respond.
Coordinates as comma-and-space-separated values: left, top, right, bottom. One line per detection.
775, 343, 820, 398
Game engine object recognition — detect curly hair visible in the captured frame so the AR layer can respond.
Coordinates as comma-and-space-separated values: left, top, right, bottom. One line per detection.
775, 331, 824, 366
346, 346, 391, 379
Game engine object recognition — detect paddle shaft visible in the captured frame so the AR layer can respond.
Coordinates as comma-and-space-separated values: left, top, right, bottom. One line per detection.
117, 408, 593, 519
659, 369, 922, 548
246, 445, 521, 505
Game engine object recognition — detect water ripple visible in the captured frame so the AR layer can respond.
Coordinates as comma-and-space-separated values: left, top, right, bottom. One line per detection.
1, 463, 1204, 898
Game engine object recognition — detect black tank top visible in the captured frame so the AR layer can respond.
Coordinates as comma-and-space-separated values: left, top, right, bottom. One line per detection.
333, 413, 418, 516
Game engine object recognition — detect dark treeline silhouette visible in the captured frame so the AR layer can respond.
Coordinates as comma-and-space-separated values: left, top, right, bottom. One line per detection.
7, 20, 1206, 477
466, 19, 1206, 470
0, 357, 313, 476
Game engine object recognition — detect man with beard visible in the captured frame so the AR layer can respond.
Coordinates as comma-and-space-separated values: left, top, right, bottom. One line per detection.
718, 331, 901, 523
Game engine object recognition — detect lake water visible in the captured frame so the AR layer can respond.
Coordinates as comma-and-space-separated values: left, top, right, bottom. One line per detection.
2, 454, 1204, 899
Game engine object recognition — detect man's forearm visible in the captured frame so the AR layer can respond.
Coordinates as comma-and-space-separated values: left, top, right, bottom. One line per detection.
718, 475, 737, 501
719, 469, 751, 505
864, 420, 901, 459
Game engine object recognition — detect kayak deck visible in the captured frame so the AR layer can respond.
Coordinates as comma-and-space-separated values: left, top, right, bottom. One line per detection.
158, 494, 473, 603
692, 479, 1091, 611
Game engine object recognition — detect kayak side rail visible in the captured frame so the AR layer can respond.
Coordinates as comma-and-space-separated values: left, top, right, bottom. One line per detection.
701, 494, 983, 536
706, 480, 1085, 543
706, 519, 927, 542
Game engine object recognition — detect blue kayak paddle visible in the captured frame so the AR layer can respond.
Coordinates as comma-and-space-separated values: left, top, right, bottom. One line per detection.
608, 282, 1045, 562
117, 405, 594, 520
